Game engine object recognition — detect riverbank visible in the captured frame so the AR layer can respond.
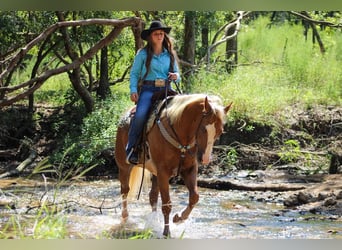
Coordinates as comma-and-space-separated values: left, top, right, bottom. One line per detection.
1, 104, 341, 218
193, 104, 342, 216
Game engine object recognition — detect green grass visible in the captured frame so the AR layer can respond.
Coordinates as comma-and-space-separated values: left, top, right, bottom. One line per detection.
191, 17, 342, 123
35, 73, 71, 105
0, 202, 67, 239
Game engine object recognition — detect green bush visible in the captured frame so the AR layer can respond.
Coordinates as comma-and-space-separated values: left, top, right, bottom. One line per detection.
50, 91, 131, 177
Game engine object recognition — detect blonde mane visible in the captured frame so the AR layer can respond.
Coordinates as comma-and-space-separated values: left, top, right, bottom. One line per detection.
163, 94, 225, 124
146, 94, 225, 131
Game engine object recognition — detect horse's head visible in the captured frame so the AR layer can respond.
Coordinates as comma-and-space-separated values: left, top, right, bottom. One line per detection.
196, 97, 232, 165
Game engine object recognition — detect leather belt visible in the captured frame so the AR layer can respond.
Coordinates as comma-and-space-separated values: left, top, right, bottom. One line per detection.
143, 79, 168, 87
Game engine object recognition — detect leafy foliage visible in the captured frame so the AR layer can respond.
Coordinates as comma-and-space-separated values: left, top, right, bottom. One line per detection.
50, 91, 130, 176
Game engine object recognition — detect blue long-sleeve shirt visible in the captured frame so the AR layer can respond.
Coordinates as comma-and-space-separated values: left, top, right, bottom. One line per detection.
129, 48, 181, 94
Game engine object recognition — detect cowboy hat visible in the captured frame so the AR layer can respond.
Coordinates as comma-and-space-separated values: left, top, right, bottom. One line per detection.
141, 20, 171, 40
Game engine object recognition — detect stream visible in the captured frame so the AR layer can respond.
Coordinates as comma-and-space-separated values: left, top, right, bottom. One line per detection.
0, 177, 341, 239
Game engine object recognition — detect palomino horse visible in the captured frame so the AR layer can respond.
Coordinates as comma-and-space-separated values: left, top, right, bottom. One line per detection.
114, 93, 231, 237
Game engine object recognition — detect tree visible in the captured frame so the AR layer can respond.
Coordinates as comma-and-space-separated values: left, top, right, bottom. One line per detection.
206, 11, 247, 68
0, 14, 142, 113
182, 11, 196, 91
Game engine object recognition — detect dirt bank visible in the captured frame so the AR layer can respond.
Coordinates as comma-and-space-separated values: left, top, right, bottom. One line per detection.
194, 104, 342, 215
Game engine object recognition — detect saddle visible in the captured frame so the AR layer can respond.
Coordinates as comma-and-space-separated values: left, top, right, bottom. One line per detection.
130, 89, 178, 163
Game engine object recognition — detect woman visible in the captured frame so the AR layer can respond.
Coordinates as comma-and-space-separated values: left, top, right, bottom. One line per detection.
126, 20, 181, 165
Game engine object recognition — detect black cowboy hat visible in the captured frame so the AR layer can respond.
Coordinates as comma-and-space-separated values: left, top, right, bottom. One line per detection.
141, 20, 171, 40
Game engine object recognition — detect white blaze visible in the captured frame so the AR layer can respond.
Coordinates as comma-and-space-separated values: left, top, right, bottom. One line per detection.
202, 123, 216, 165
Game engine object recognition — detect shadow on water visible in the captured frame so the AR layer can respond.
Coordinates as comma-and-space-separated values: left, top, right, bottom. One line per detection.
0, 177, 341, 239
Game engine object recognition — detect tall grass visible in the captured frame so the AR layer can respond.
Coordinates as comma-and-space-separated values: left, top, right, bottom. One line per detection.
0, 190, 67, 239
191, 17, 342, 123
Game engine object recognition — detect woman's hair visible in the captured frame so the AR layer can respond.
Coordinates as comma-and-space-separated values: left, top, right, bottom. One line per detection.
142, 33, 176, 80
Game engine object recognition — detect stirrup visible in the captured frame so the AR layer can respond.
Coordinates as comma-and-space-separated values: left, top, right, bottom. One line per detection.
126, 148, 139, 165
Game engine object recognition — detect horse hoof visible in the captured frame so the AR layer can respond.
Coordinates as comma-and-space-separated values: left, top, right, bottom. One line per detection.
162, 231, 171, 239
173, 214, 183, 224
121, 216, 128, 224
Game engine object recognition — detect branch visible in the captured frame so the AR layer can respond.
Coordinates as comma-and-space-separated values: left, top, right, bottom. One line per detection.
0, 17, 141, 87
205, 11, 249, 65
289, 11, 342, 28
108, 65, 131, 86
0, 150, 37, 179
0, 17, 142, 108
289, 11, 327, 54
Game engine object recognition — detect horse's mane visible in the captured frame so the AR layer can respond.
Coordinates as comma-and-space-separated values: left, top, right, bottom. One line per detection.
162, 93, 225, 125
146, 94, 225, 131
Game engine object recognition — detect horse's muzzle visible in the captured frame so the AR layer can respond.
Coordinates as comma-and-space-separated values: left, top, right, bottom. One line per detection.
198, 151, 211, 165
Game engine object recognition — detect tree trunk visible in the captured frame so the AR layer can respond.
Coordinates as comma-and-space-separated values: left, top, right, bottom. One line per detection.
97, 46, 110, 99
69, 68, 94, 112
183, 11, 196, 91
131, 16, 144, 52
56, 11, 94, 113
201, 26, 209, 58
183, 11, 196, 65
225, 23, 238, 73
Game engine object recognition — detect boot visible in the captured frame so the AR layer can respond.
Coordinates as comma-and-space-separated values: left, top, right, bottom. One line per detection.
126, 148, 139, 165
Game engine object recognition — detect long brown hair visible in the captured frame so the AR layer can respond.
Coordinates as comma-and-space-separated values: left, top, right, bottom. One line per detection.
142, 33, 176, 80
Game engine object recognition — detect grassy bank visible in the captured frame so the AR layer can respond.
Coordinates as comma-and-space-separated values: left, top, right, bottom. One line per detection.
190, 17, 341, 123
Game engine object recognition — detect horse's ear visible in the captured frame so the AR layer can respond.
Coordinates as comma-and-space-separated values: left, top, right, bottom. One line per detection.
224, 102, 233, 114
203, 96, 211, 113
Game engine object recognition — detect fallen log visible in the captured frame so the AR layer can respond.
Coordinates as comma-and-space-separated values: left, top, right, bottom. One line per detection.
0, 150, 37, 179
196, 178, 306, 192
0, 149, 17, 158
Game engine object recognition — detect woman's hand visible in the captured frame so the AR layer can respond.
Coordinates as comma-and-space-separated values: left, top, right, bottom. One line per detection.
130, 92, 139, 103
168, 72, 178, 81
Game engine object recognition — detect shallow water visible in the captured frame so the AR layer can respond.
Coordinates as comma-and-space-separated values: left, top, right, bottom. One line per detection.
0, 178, 341, 239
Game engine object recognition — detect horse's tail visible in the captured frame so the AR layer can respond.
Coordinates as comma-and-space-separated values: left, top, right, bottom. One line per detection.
128, 166, 152, 200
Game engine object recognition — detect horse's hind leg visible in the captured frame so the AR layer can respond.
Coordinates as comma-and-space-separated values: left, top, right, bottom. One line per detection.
149, 175, 159, 211
173, 167, 199, 223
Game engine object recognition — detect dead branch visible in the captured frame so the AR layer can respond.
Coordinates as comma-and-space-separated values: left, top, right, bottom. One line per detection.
205, 11, 249, 65
0, 149, 17, 158
0, 150, 37, 179
24, 196, 122, 214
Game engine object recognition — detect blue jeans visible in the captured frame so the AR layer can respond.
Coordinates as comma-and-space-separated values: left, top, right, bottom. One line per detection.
126, 85, 171, 154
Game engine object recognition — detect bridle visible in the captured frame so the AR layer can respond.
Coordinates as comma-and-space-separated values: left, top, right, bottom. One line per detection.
156, 103, 215, 176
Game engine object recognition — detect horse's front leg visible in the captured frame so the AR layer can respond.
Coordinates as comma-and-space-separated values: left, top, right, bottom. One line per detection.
158, 173, 172, 237
149, 175, 159, 212
118, 167, 131, 222
173, 166, 199, 223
